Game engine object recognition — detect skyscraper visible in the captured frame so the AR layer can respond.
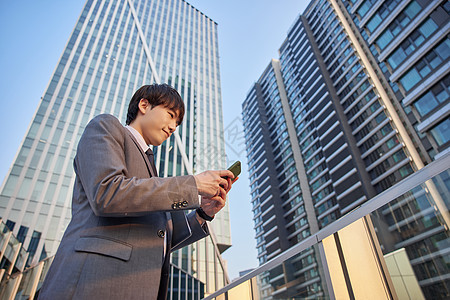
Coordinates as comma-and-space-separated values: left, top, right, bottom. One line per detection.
243, 0, 449, 298
0, 0, 230, 296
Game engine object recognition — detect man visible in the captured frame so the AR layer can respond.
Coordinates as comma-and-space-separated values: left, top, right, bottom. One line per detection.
38, 84, 234, 299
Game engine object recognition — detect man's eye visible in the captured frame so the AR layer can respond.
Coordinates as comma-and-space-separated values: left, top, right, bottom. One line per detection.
168, 112, 174, 118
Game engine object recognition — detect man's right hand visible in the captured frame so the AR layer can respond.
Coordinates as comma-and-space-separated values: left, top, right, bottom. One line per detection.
193, 170, 234, 198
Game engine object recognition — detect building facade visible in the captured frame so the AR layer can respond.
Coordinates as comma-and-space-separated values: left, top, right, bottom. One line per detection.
243, 0, 449, 298
0, 0, 231, 297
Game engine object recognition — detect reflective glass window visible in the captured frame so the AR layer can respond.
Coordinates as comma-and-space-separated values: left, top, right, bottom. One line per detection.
414, 91, 440, 116
376, 1, 421, 51
401, 68, 421, 91
367, 14, 382, 33
358, 1, 372, 18
400, 38, 450, 91
387, 18, 438, 70
430, 118, 450, 146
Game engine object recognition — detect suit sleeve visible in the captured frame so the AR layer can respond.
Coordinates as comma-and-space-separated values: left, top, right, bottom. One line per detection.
171, 211, 209, 252
74, 114, 200, 217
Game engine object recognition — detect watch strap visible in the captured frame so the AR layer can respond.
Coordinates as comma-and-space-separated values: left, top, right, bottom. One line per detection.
196, 207, 214, 221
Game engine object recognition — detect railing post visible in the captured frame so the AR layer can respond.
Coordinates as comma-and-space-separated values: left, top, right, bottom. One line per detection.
317, 241, 335, 300
28, 261, 45, 300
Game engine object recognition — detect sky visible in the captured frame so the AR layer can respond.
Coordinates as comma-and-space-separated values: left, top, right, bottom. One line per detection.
0, 0, 309, 280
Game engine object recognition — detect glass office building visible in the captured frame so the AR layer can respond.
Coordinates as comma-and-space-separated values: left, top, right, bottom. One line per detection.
0, 0, 231, 297
243, 0, 449, 298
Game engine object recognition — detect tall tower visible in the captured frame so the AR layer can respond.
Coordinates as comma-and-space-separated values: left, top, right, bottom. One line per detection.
0, 0, 230, 296
243, 0, 449, 298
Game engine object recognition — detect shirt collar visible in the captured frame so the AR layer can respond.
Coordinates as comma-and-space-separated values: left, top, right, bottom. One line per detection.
125, 125, 150, 153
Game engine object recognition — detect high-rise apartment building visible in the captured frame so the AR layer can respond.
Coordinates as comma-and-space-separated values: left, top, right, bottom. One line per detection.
243, 0, 449, 298
0, 0, 230, 297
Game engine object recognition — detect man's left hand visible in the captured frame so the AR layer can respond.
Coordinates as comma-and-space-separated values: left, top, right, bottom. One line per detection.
199, 176, 233, 219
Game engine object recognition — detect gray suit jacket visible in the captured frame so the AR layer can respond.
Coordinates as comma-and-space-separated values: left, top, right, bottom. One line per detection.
38, 114, 208, 299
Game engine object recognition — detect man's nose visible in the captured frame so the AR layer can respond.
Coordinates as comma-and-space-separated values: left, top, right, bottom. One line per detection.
168, 120, 177, 132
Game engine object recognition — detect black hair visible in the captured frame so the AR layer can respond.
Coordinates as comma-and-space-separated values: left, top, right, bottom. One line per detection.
126, 84, 185, 125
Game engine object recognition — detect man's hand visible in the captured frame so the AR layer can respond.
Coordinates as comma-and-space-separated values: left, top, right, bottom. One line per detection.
193, 170, 234, 198
194, 170, 235, 222
198, 186, 228, 218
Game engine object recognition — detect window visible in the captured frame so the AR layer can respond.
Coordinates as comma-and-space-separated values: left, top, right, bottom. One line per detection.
392, 150, 407, 162
366, 0, 402, 33
375, 111, 387, 124
414, 76, 449, 116
357, 0, 378, 18
367, 14, 382, 33
375, 1, 421, 51
313, 185, 333, 203
388, 47, 408, 70
399, 164, 414, 178
401, 69, 421, 91
387, 18, 438, 70
3, 175, 19, 197
430, 118, 450, 146
400, 38, 450, 91
387, 136, 399, 149
311, 174, 330, 192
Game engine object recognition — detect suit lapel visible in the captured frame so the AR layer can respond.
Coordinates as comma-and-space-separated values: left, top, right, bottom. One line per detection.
125, 129, 157, 177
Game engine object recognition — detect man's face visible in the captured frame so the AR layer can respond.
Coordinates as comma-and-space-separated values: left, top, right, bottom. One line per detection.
139, 101, 179, 146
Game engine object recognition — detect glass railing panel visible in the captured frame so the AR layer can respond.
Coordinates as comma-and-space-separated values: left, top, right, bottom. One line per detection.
35, 256, 54, 292
14, 261, 43, 300
263, 246, 329, 299
208, 245, 331, 299
209, 279, 259, 300
0, 235, 20, 273
0, 222, 9, 251
369, 169, 450, 300
0, 272, 21, 299
321, 168, 449, 299
227, 279, 257, 300
5, 235, 19, 257
14, 248, 28, 273
206, 155, 449, 300
322, 217, 393, 299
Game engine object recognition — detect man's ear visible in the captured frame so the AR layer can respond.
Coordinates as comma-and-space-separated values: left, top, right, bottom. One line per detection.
138, 98, 150, 114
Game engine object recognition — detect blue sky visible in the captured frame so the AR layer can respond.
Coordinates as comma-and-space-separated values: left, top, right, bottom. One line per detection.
0, 0, 309, 279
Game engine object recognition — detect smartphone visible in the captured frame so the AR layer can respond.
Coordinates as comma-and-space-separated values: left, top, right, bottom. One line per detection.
227, 161, 241, 178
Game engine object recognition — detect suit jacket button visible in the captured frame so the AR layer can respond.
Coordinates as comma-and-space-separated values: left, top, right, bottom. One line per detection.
157, 230, 165, 238
182, 200, 188, 207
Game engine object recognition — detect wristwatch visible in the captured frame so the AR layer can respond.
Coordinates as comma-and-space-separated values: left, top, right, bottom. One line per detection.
196, 207, 214, 221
